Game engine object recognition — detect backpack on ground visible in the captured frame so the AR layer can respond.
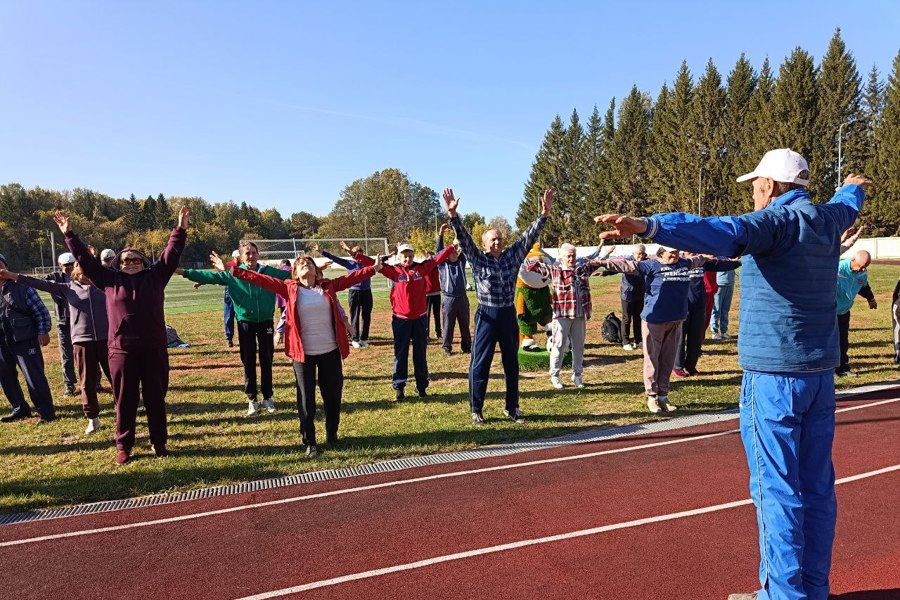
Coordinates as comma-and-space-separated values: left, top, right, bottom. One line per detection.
601, 312, 622, 344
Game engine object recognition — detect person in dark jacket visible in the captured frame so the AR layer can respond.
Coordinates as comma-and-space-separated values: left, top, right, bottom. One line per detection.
618, 244, 648, 350
594, 150, 872, 600
57, 206, 188, 465
312, 241, 374, 349
1, 261, 111, 433
0, 253, 55, 424
436, 223, 471, 355
45, 252, 78, 396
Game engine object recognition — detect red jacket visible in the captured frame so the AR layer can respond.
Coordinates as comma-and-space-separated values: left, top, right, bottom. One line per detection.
356, 247, 454, 319
424, 265, 440, 295
231, 265, 375, 362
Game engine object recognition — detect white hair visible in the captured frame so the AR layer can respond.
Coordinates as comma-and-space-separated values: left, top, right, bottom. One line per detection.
559, 243, 577, 255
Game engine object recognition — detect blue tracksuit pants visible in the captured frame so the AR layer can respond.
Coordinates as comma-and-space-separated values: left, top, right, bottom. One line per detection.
224, 288, 235, 341
469, 305, 519, 413
740, 370, 836, 600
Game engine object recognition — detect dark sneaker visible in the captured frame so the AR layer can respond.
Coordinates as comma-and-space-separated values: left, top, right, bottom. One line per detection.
326, 433, 338, 445
115, 450, 131, 465
151, 444, 169, 458
504, 408, 525, 423
63, 388, 77, 397
394, 387, 405, 401
305, 445, 319, 458
415, 387, 428, 398
226, 339, 234, 348
442, 347, 452, 356
686, 368, 700, 376
1, 410, 32, 423
471, 411, 485, 426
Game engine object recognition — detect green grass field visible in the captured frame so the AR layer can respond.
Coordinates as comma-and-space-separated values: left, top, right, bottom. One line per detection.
3, 265, 899, 514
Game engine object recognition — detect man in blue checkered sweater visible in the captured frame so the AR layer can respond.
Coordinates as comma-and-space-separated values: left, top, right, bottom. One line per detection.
444, 187, 553, 426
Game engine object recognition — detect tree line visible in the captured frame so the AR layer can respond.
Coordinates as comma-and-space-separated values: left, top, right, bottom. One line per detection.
518, 30, 900, 245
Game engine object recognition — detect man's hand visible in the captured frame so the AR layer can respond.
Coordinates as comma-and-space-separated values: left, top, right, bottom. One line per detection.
439, 223, 449, 236
175, 267, 185, 275
177, 206, 189, 230
209, 251, 226, 272
309, 242, 320, 253
541, 188, 554, 217
442, 188, 459, 218
53, 210, 72, 234
594, 214, 649, 240
38, 334, 50, 347
339, 241, 351, 252
868, 298, 878, 310
321, 260, 333, 270
0, 268, 16, 280
844, 173, 874, 190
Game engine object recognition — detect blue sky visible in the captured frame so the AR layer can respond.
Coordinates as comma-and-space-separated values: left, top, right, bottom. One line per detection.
2, 1, 898, 224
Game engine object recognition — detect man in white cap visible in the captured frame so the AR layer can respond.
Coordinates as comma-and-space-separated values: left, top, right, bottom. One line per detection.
100, 248, 116, 269
45, 252, 78, 396
594, 149, 872, 600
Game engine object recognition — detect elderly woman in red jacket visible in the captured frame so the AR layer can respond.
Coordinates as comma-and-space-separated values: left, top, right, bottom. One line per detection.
211, 251, 377, 458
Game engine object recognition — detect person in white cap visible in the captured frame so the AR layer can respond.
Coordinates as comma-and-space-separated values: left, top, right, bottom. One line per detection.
594, 148, 873, 600
369, 242, 455, 400
100, 248, 116, 269
45, 252, 78, 396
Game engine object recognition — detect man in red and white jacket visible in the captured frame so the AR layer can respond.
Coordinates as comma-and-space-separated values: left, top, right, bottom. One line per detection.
360, 243, 454, 400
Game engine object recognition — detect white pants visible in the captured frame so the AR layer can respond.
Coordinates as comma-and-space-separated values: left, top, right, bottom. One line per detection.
549, 317, 586, 378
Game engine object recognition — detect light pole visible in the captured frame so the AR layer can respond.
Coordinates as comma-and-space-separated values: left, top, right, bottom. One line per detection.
837, 119, 854, 186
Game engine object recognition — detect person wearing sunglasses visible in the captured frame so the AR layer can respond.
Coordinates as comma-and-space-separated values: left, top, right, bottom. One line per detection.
56, 206, 189, 465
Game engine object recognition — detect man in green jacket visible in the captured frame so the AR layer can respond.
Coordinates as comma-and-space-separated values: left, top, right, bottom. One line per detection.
179, 241, 290, 415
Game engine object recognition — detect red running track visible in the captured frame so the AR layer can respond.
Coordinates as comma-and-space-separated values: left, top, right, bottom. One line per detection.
1, 394, 899, 600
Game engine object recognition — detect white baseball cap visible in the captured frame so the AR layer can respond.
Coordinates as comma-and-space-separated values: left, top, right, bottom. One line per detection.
737, 148, 810, 186
100, 249, 116, 260
397, 243, 415, 254
57, 252, 76, 265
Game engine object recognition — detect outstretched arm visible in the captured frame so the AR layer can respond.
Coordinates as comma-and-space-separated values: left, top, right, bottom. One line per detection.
506, 188, 553, 264
154, 206, 189, 283
7, 272, 70, 298
330, 265, 377, 293
55, 210, 114, 288
230, 264, 289, 296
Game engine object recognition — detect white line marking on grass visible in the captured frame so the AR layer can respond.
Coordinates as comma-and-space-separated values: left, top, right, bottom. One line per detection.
234, 463, 900, 599
1, 397, 897, 548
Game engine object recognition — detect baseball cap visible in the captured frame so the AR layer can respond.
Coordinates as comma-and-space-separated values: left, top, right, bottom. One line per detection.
736, 148, 810, 186
57, 252, 76, 265
397, 244, 415, 254
100, 249, 116, 260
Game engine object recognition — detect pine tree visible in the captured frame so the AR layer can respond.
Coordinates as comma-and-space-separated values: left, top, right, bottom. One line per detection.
143, 194, 158, 229
771, 48, 818, 177
873, 50, 900, 234
518, 115, 567, 242
155, 193, 170, 228
691, 59, 727, 216
584, 103, 613, 232
860, 65, 885, 178
124, 194, 142, 231
723, 54, 756, 213
607, 86, 651, 219
815, 28, 862, 198
559, 108, 587, 243
743, 58, 775, 171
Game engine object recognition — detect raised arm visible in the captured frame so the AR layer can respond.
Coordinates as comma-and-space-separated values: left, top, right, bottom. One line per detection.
10, 273, 70, 298
595, 257, 640, 274
321, 249, 358, 271
330, 265, 377, 293
443, 188, 481, 266
350, 250, 376, 267
505, 189, 553, 265
436, 223, 449, 253
525, 257, 552, 278
230, 265, 289, 297
56, 210, 114, 289
416, 245, 456, 276
153, 206, 189, 283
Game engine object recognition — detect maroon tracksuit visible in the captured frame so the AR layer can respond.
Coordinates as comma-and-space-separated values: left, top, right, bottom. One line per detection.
66, 228, 186, 453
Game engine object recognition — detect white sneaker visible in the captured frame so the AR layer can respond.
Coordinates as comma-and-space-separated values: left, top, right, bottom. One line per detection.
712, 332, 722, 340
622, 343, 633, 351
721, 333, 732, 340
351, 340, 361, 349
647, 396, 662, 413
262, 398, 276, 413
85, 417, 101, 434
550, 376, 564, 389
658, 395, 678, 412
359, 340, 369, 347
246, 400, 259, 416
572, 374, 584, 388
273, 332, 282, 346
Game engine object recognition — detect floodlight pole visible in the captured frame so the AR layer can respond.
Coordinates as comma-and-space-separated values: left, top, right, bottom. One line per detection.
837, 119, 854, 185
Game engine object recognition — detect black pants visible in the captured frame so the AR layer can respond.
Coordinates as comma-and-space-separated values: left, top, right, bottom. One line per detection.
426, 294, 442, 337
292, 349, 343, 446
837, 311, 851, 373
348, 289, 373, 342
441, 294, 471, 352
620, 297, 644, 345
675, 301, 707, 371
57, 324, 77, 391
237, 320, 274, 400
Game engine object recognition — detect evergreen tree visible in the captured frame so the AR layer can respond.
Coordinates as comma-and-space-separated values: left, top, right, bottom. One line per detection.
155, 193, 170, 228
873, 50, 900, 234
691, 59, 727, 216
723, 54, 756, 212
124, 194, 142, 231
743, 58, 776, 170
771, 48, 818, 177
143, 194, 158, 229
559, 108, 588, 243
607, 86, 651, 220
585, 100, 616, 220
815, 28, 862, 198
518, 115, 567, 242
860, 65, 885, 178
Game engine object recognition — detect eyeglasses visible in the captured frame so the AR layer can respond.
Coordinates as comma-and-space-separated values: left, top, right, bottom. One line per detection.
120, 257, 143, 266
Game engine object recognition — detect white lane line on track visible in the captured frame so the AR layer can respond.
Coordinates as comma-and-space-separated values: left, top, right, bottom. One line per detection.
234, 463, 900, 600
1, 397, 897, 548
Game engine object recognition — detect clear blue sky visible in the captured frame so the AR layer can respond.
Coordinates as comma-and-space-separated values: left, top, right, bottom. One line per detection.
2, 1, 898, 224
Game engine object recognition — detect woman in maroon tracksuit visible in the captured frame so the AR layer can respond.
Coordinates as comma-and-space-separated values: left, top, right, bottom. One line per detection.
56, 207, 188, 465
211, 251, 376, 458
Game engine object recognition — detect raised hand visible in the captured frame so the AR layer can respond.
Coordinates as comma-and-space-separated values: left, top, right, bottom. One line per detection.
309, 242, 320, 253
541, 188, 555, 216
178, 206, 190, 230
844, 173, 874, 190
0, 268, 17, 280
594, 214, 649, 241
439, 223, 449, 236
321, 260, 333, 269
209, 251, 226, 272
339, 241, 351, 252
442, 188, 459, 217
53, 210, 72, 234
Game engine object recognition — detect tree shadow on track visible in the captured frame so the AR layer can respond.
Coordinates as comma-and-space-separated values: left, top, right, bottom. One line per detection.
832, 590, 900, 600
